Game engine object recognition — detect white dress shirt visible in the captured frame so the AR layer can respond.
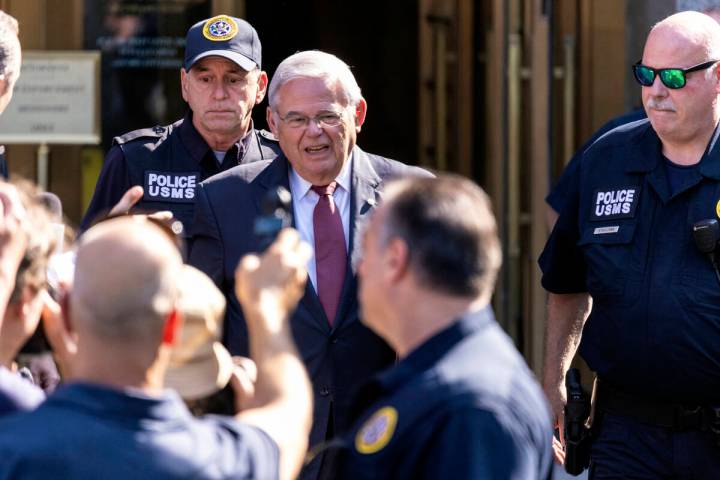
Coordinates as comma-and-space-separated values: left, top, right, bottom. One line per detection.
288, 154, 352, 290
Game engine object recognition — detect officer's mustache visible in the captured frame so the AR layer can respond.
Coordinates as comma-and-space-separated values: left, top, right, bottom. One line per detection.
646, 99, 676, 112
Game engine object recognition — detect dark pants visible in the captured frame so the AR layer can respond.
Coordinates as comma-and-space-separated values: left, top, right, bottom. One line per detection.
589, 412, 720, 479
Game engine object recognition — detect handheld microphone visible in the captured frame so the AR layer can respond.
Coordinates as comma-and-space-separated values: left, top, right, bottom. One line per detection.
253, 186, 292, 251
692, 219, 720, 286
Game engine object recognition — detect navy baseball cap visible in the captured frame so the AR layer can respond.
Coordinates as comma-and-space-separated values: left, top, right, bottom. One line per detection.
184, 15, 261, 71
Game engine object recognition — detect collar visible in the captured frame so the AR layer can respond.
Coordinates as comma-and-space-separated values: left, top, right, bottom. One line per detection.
179, 111, 256, 165
624, 121, 720, 180
288, 150, 354, 199
50, 382, 192, 423
700, 123, 720, 180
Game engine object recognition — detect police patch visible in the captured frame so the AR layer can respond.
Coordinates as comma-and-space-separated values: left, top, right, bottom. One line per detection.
202, 15, 238, 41
144, 171, 198, 203
590, 186, 640, 221
355, 406, 398, 454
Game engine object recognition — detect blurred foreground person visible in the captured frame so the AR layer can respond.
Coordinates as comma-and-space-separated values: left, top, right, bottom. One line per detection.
0, 217, 312, 480
0, 180, 57, 414
329, 175, 552, 479
5, 185, 66, 394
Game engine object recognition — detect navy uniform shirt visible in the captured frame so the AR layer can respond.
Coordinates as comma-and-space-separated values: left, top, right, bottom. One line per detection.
540, 119, 720, 403
336, 308, 553, 480
0, 382, 279, 479
81, 112, 280, 234
546, 109, 647, 215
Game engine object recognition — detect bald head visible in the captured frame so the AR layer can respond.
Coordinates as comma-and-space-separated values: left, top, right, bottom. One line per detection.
640, 11, 720, 147
71, 216, 182, 346
647, 11, 720, 61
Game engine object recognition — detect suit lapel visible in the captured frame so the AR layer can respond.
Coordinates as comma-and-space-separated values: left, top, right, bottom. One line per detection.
348, 146, 382, 272
333, 147, 382, 329
254, 155, 291, 213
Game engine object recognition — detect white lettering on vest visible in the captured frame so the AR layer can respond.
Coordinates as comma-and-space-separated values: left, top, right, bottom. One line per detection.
593, 188, 636, 218
145, 173, 198, 202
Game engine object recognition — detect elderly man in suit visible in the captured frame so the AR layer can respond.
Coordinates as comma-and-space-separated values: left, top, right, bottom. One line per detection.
189, 50, 430, 479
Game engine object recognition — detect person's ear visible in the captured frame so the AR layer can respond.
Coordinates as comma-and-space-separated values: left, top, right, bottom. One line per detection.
180, 69, 189, 102
0, 75, 9, 96
161, 309, 181, 346
254, 70, 268, 104
266, 106, 279, 136
354, 98, 367, 132
385, 237, 409, 283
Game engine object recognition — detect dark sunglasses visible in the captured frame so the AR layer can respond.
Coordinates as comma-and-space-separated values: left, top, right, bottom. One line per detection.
633, 59, 719, 89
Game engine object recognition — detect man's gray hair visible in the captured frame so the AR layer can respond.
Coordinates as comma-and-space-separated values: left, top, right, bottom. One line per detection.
268, 50, 362, 110
0, 11, 20, 86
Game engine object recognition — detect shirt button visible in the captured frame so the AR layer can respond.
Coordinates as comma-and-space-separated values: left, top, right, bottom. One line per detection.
319, 386, 331, 396
330, 337, 338, 344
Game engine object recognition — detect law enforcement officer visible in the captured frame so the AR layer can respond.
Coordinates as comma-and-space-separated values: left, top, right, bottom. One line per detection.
0, 11, 21, 179
540, 11, 720, 477
327, 175, 551, 479
0, 216, 313, 480
545, 5, 720, 231
81, 15, 280, 233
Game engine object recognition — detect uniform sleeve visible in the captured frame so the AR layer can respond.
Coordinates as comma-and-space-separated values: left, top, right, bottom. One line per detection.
187, 183, 224, 287
80, 146, 132, 231
546, 152, 580, 213
202, 416, 280, 479
417, 409, 551, 480
538, 164, 588, 294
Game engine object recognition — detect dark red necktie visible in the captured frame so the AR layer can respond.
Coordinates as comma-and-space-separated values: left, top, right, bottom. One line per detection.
312, 183, 347, 325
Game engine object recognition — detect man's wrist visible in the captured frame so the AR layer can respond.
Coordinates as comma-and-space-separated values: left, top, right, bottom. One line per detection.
243, 294, 291, 332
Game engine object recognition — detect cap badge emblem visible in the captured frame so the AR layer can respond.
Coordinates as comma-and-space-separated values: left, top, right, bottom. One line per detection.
203, 15, 238, 42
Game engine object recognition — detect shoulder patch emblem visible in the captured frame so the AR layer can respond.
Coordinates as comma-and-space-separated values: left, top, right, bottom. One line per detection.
715, 199, 720, 220
202, 15, 238, 42
355, 406, 398, 454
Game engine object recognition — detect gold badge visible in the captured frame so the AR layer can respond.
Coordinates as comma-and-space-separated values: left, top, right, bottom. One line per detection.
354, 406, 398, 454
716, 199, 720, 219
202, 15, 238, 42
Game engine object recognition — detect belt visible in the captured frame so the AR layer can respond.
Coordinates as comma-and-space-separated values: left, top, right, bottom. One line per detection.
597, 380, 717, 431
